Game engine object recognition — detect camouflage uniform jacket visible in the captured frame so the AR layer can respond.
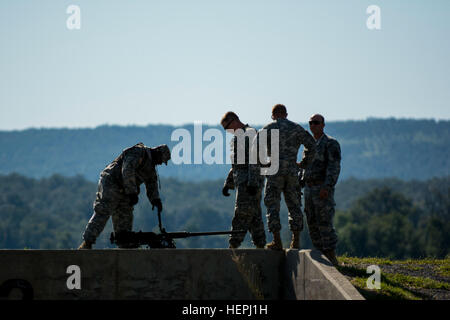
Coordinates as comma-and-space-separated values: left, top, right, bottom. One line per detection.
224, 125, 262, 189
301, 134, 341, 189
261, 118, 316, 176
102, 143, 160, 201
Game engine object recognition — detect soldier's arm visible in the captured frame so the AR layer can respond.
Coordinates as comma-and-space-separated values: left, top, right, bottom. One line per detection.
224, 168, 235, 189
297, 127, 316, 169
247, 131, 262, 187
223, 134, 236, 189
254, 125, 272, 164
121, 148, 144, 195
324, 139, 341, 188
145, 166, 160, 202
264, 125, 272, 158
298, 149, 307, 169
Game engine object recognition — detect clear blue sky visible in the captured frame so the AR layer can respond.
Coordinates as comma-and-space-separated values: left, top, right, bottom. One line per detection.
0, 0, 449, 130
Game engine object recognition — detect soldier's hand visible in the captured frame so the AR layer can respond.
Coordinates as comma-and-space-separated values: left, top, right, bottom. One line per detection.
247, 185, 258, 196
151, 198, 163, 213
222, 186, 230, 197
319, 188, 329, 200
128, 193, 139, 206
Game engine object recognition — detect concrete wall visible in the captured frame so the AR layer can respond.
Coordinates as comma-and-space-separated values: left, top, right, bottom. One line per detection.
285, 250, 364, 300
0, 249, 363, 300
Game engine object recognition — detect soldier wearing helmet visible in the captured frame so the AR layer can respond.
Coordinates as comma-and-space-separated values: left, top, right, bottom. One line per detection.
78, 142, 171, 249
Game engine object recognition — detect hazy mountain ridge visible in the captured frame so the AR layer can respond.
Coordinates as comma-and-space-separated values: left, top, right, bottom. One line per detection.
0, 118, 448, 181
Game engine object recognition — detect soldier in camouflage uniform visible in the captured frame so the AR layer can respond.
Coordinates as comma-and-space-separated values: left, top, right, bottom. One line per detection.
78, 143, 171, 249
299, 114, 341, 265
260, 104, 316, 250
221, 112, 266, 249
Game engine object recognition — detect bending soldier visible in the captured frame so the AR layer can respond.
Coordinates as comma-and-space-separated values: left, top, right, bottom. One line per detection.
78, 143, 171, 249
300, 114, 341, 265
221, 112, 266, 249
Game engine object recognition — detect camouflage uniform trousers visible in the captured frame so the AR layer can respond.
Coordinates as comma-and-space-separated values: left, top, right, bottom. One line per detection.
264, 175, 303, 233
82, 173, 134, 246
304, 185, 338, 251
229, 184, 266, 248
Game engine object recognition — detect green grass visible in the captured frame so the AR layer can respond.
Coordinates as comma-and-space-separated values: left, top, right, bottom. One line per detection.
404, 265, 424, 272
437, 264, 450, 278
336, 256, 450, 300
349, 275, 421, 300
339, 255, 449, 265
339, 255, 393, 266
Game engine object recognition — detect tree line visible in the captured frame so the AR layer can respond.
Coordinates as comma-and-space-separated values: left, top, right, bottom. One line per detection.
0, 173, 448, 258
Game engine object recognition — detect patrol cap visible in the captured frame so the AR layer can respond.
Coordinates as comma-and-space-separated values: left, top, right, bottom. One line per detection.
151, 144, 171, 165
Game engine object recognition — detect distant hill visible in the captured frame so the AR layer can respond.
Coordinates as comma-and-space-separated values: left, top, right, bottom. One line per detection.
0, 118, 448, 181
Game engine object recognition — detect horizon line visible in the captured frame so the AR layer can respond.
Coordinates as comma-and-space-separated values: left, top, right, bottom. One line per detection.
0, 116, 448, 132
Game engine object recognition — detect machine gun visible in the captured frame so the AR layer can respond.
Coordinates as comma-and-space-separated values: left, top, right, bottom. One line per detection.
110, 230, 246, 249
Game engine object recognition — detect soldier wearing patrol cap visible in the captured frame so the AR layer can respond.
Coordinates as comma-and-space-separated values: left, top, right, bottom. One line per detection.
78, 143, 171, 249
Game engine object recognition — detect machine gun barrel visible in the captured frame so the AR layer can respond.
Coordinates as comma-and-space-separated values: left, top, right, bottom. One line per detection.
110, 230, 245, 249
163, 230, 245, 238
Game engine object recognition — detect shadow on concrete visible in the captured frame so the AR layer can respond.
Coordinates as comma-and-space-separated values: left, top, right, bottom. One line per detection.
309, 249, 333, 267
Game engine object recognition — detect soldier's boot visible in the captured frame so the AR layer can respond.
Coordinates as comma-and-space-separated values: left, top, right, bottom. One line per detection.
323, 249, 339, 266
78, 240, 93, 250
266, 232, 283, 250
289, 231, 300, 249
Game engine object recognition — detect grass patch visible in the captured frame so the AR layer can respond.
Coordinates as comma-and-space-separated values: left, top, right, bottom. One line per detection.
404, 265, 424, 272
337, 264, 425, 300
336, 256, 450, 300
385, 272, 449, 290
393, 258, 449, 266
339, 255, 393, 266
435, 262, 450, 278
350, 276, 421, 300
339, 255, 450, 267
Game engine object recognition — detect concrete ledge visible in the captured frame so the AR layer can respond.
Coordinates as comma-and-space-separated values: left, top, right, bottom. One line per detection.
0, 249, 363, 300
0, 249, 284, 300
285, 249, 364, 300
